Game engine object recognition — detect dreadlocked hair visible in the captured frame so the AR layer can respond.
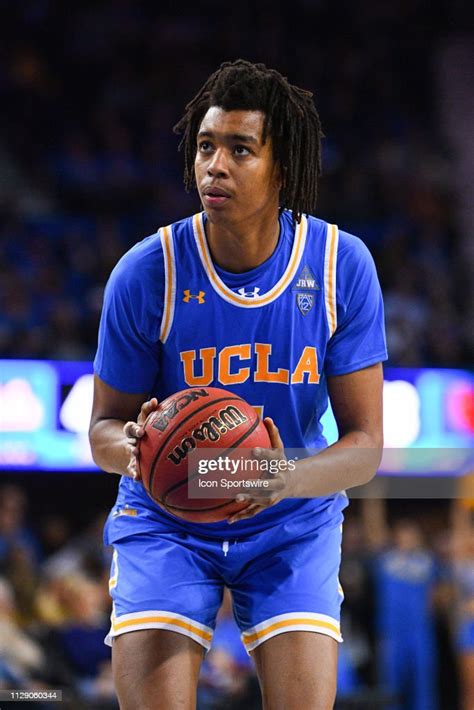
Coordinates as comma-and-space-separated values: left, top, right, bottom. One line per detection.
173, 59, 323, 222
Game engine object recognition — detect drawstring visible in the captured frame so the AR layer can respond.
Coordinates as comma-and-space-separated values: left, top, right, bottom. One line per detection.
222, 540, 229, 557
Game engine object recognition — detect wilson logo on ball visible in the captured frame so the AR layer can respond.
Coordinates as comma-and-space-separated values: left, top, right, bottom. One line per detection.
167, 405, 249, 466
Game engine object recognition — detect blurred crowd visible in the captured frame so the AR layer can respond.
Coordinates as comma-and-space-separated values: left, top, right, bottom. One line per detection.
0, 481, 473, 710
0, 0, 472, 365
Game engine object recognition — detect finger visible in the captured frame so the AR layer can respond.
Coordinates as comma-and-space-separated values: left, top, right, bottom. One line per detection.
142, 398, 159, 414
233, 496, 271, 509
126, 458, 141, 481
138, 398, 159, 425
125, 440, 141, 457
252, 446, 280, 462
123, 422, 136, 438
238, 489, 279, 504
126, 443, 139, 460
235, 496, 266, 508
261, 473, 287, 489
123, 422, 145, 439
228, 504, 265, 524
263, 417, 284, 449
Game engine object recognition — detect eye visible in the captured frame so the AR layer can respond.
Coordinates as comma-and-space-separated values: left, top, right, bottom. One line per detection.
198, 141, 213, 153
234, 145, 250, 156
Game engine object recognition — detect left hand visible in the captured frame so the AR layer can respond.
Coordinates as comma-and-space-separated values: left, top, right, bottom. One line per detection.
227, 417, 296, 524
123, 398, 159, 480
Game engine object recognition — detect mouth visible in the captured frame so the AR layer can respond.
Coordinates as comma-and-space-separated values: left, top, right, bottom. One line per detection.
202, 185, 231, 207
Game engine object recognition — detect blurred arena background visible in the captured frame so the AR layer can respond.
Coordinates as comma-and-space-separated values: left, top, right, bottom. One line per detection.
0, 1, 473, 708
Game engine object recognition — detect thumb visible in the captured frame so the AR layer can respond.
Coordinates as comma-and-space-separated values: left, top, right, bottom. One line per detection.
263, 417, 284, 449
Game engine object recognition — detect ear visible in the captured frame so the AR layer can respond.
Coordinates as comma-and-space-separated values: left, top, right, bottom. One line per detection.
273, 161, 283, 191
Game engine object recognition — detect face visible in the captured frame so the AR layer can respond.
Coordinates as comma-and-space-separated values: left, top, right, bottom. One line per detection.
393, 521, 423, 551
194, 107, 280, 226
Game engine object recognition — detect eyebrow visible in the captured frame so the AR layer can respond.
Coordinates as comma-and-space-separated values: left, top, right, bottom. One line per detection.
197, 130, 259, 144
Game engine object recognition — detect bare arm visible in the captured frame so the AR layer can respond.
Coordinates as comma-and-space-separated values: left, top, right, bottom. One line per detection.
228, 362, 384, 523
88, 375, 157, 478
291, 362, 384, 497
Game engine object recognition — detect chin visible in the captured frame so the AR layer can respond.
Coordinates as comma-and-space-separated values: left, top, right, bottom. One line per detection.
204, 207, 236, 223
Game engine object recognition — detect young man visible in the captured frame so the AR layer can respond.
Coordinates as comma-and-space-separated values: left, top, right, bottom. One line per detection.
89, 60, 387, 710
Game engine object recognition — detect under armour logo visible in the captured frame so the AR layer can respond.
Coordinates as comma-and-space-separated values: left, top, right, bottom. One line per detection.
237, 287, 261, 298
183, 290, 205, 304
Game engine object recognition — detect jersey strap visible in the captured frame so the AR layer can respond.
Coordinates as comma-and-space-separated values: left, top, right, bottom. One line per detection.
159, 225, 177, 343
324, 223, 339, 337
192, 212, 308, 308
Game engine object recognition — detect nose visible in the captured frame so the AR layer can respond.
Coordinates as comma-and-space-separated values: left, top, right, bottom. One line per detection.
207, 148, 229, 178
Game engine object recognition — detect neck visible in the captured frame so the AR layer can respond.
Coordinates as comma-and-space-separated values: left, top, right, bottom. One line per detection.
204, 211, 281, 273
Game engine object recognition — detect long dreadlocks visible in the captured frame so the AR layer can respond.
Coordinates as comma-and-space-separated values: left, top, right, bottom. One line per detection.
173, 60, 323, 222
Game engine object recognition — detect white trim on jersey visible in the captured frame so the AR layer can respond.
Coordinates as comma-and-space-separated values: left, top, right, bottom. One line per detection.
324, 223, 339, 337
159, 225, 176, 343
192, 212, 308, 308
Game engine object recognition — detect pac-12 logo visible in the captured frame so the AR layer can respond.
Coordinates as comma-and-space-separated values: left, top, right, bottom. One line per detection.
297, 293, 314, 315
292, 265, 319, 316
183, 290, 205, 304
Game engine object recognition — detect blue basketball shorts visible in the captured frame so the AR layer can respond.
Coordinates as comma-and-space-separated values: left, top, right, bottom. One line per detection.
105, 508, 345, 653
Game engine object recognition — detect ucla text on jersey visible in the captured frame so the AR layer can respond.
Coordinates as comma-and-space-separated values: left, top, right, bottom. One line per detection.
158, 212, 337, 432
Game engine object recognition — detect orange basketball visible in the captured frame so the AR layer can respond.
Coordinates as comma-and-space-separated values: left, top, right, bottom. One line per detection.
137, 387, 271, 523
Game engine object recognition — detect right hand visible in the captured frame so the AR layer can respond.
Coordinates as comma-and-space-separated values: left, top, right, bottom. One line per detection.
123, 398, 159, 480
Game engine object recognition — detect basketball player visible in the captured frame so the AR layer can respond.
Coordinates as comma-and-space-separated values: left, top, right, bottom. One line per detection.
89, 60, 387, 710
451, 492, 474, 710
362, 498, 440, 710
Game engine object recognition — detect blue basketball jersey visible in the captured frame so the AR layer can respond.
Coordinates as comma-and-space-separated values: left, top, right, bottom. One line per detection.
95, 210, 387, 540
